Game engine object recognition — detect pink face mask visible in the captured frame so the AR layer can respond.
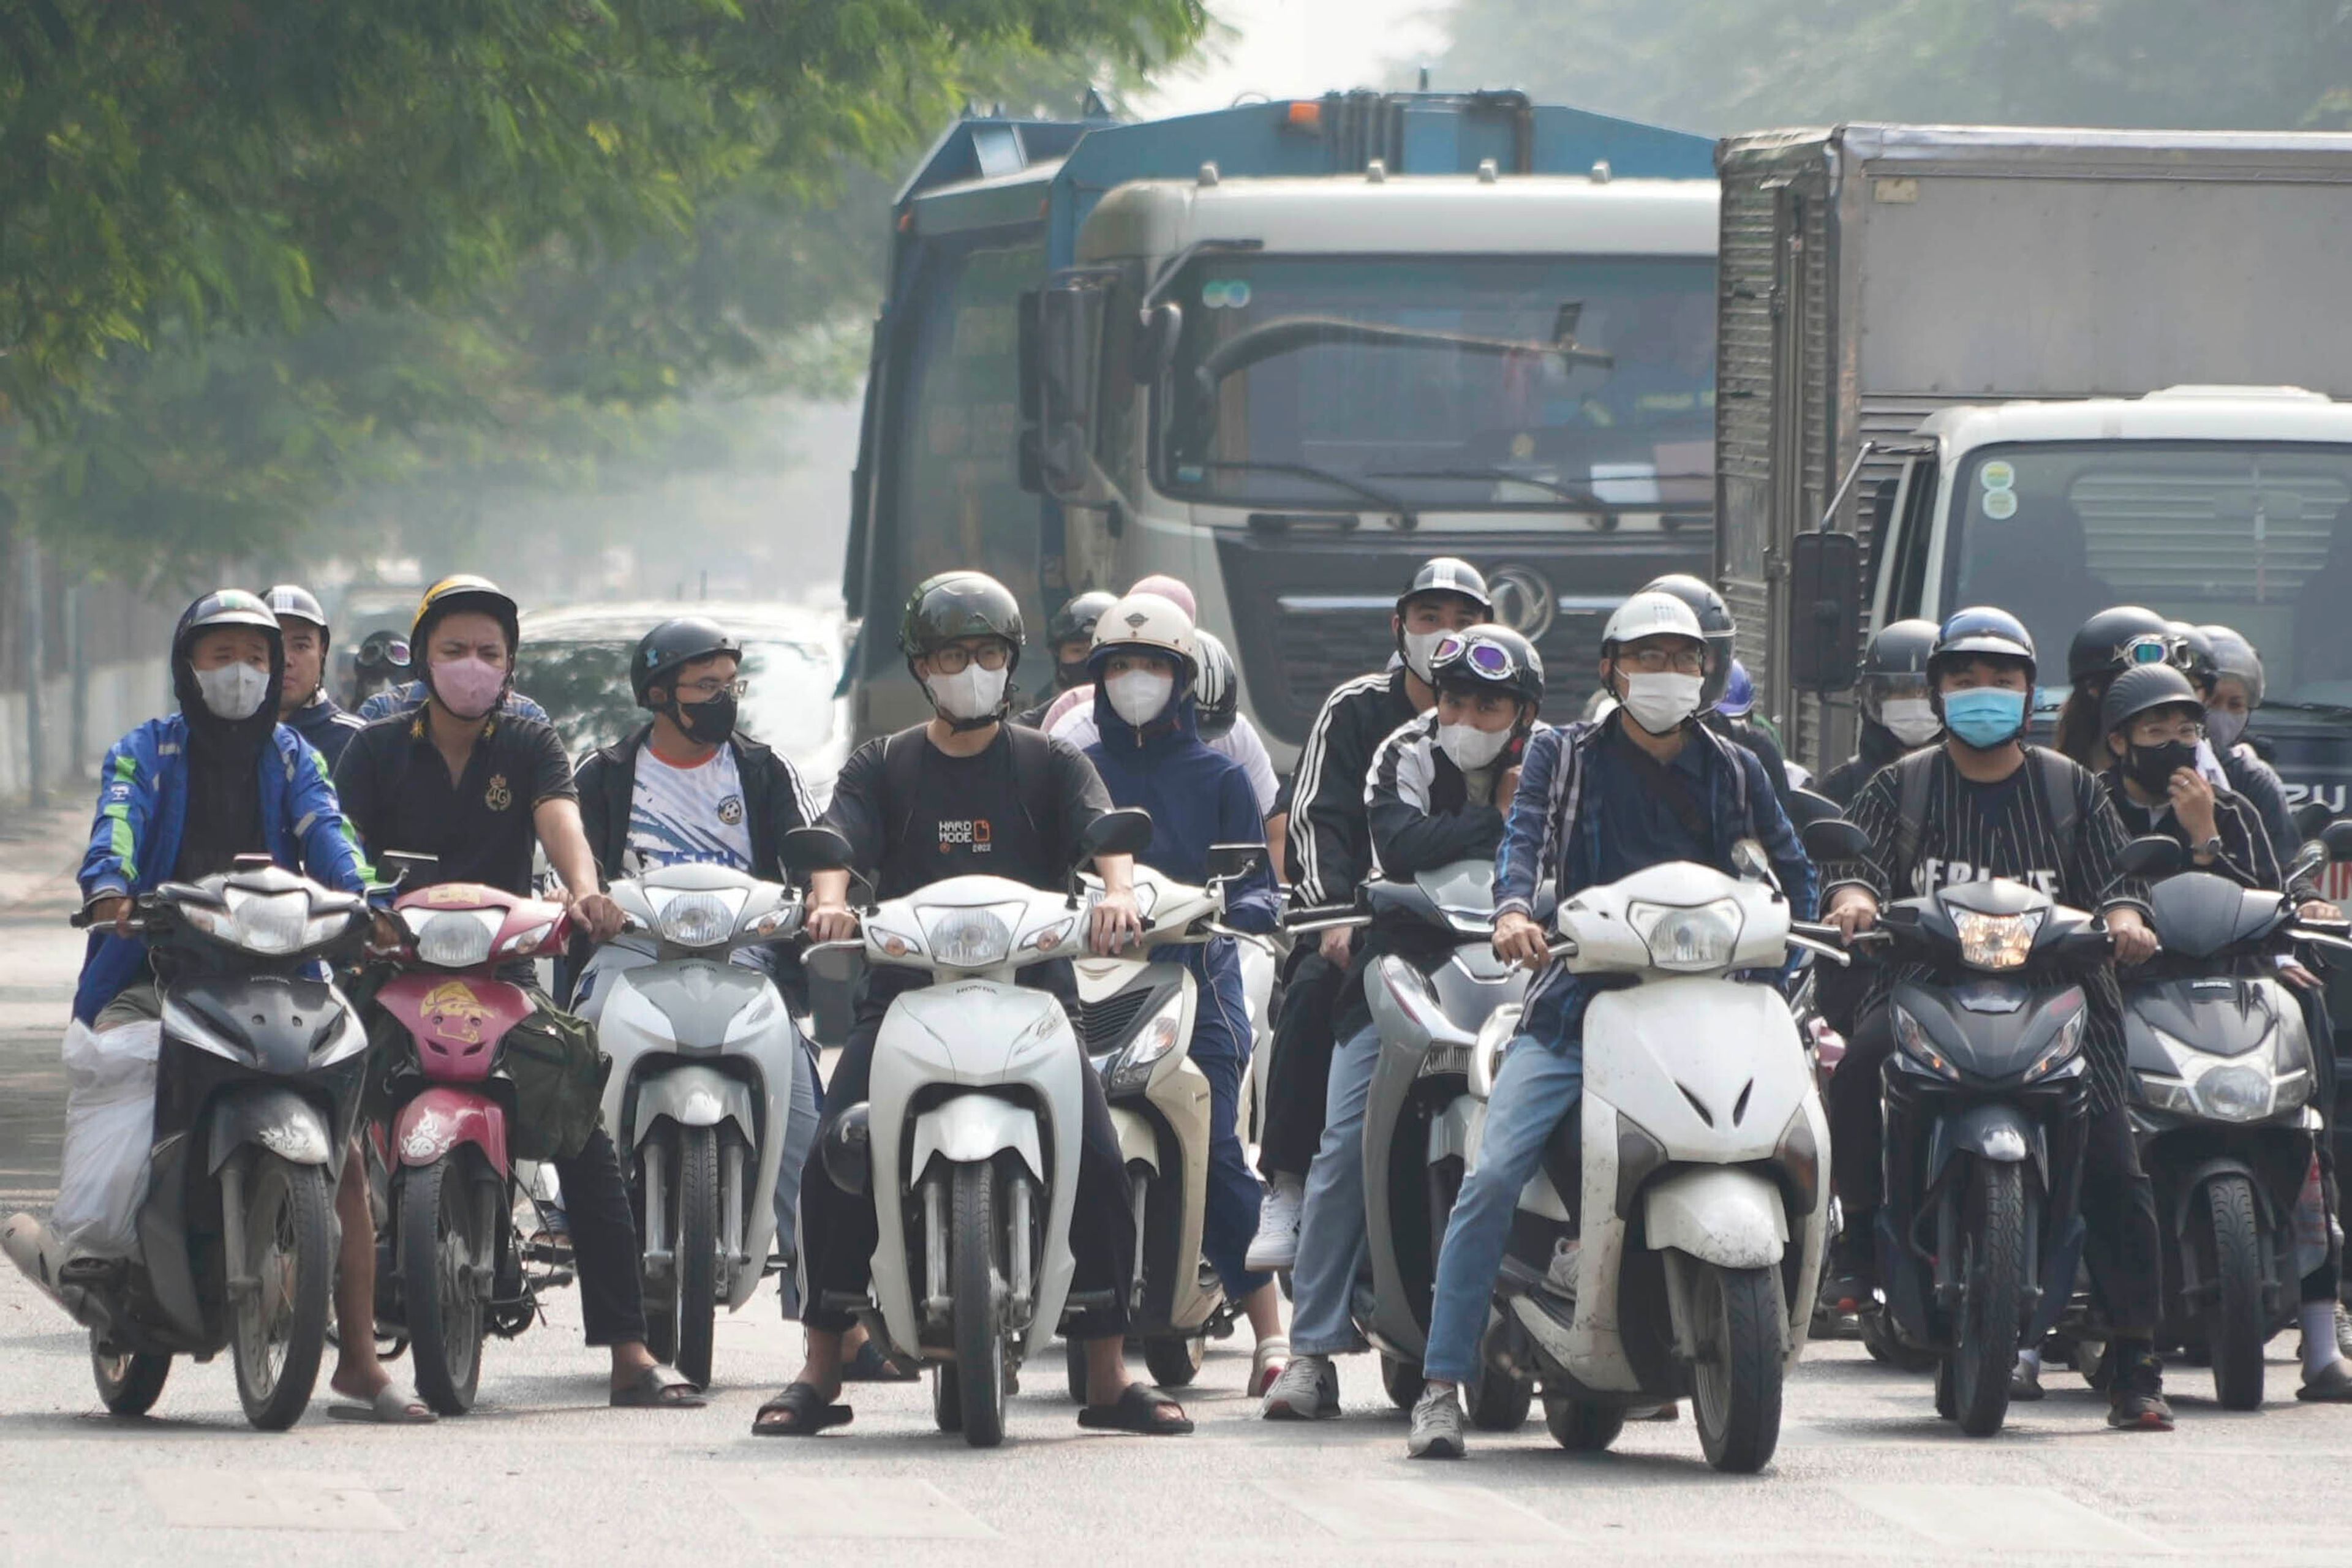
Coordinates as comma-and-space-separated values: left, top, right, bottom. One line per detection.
430, 657, 507, 720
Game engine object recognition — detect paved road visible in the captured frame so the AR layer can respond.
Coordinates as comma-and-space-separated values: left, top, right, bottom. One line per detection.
4, 835, 2352, 1565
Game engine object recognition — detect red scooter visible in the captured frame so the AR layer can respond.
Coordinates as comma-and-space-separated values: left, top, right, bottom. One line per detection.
369, 878, 571, 1414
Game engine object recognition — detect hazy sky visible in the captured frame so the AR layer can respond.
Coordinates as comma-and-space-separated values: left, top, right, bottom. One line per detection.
1134, 0, 1450, 118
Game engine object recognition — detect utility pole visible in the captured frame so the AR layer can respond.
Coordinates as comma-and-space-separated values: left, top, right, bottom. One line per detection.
64, 580, 86, 783
20, 536, 44, 809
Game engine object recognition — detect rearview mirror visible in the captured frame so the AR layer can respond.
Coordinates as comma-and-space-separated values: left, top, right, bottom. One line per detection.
1133, 303, 1183, 382
2323, 820, 2352, 864
2296, 801, 2335, 842
377, 850, 441, 889
1017, 268, 1117, 500
782, 825, 854, 881
1731, 837, 1774, 884
1205, 843, 1264, 883
2118, 834, 2187, 878
1782, 788, 1845, 832
1788, 532, 1862, 692
1077, 807, 1153, 863
1800, 818, 1872, 864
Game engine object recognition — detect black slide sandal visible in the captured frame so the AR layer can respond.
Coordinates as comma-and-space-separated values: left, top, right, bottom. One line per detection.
753, 1381, 854, 1436
1077, 1383, 1193, 1436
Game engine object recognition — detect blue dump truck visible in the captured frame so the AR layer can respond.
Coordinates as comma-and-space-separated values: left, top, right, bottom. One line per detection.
841, 90, 1718, 754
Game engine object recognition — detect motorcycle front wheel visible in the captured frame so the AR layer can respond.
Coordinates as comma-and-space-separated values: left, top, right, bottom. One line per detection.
1949, 1158, 2026, 1438
669, 1126, 721, 1391
91, 1332, 170, 1417
230, 1154, 334, 1431
950, 1161, 1009, 1449
1687, 1261, 1785, 1474
402, 1153, 488, 1416
2203, 1173, 2268, 1411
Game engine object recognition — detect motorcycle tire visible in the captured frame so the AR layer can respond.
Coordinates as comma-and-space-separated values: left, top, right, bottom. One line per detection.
1950, 1159, 2026, 1438
950, 1161, 1008, 1449
1858, 1305, 1939, 1372
1065, 1338, 1089, 1404
671, 1126, 720, 1391
1687, 1261, 1785, 1474
1143, 1333, 1205, 1389
1464, 1359, 1534, 1432
91, 1333, 170, 1417
1542, 1393, 1624, 1452
402, 1154, 488, 1417
2204, 1173, 2268, 1411
932, 1363, 963, 1433
230, 1154, 334, 1431
1379, 1352, 1423, 1411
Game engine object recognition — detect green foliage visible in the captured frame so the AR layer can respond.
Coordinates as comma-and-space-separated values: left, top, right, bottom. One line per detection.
1428, 0, 2352, 135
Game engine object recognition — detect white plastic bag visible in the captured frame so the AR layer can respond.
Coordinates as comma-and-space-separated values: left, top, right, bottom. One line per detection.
50, 1018, 160, 1258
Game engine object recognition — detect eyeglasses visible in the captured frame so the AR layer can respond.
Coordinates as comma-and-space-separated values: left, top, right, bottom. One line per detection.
676, 677, 748, 700
1430, 633, 1521, 681
1623, 646, 1705, 675
928, 641, 1011, 674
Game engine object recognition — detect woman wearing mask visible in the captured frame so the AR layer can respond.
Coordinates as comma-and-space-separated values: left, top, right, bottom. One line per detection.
2197, 625, 2298, 863
1819, 619, 1943, 806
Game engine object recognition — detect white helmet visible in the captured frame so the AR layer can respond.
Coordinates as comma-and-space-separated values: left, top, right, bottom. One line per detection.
1090, 591, 1199, 682
1600, 590, 1707, 655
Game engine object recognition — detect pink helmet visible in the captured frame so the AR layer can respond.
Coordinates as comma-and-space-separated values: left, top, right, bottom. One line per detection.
1128, 573, 1196, 620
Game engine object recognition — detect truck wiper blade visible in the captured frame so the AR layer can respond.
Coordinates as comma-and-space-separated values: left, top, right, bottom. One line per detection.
1369, 466, 1715, 510
1189, 459, 1414, 521
2256, 701, 2352, 720
1197, 317, 1613, 386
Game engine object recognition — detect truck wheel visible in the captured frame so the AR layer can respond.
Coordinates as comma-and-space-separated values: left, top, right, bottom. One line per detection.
1949, 1159, 2025, 1438
1687, 1261, 1785, 1473
2204, 1174, 2267, 1411
230, 1155, 334, 1431
950, 1160, 1008, 1449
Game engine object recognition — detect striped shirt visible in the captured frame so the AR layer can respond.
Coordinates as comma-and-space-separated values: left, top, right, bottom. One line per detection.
1287, 666, 1416, 907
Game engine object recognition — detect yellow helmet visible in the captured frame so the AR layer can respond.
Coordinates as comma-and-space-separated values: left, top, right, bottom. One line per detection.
410, 574, 519, 654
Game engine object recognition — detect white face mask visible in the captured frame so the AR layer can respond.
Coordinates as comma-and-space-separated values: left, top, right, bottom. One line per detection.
194, 662, 270, 722
1401, 628, 1449, 683
924, 664, 1008, 722
1106, 669, 1175, 728
1880, 695, 1943, 747
2205, 707, 2249, 752
1619, 671, 1703, 736
1438, 722, 1511, 772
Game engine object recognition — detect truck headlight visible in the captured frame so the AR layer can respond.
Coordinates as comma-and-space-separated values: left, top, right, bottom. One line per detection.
1627, 898, 1742, 971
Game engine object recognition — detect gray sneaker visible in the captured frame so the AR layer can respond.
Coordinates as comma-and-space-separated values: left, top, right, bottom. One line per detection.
1407, 1383, 1466, 1459
1261, 1353, 1340, 1420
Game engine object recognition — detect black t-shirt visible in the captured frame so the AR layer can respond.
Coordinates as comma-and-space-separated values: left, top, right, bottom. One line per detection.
824, 724, 1111, 900
333, 710, 576, 895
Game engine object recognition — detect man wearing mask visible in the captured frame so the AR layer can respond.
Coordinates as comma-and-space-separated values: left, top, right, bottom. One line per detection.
1264, 625, 1545, 1422
1247, 558, 1491, 1272
1819, 620, 1943, 807
332, 576, 703, 1409
354, 576, 550, 725
1012, 590, 1117, 729
1819, 607, 2174, 1431
265, 584, 368, 769
1642, 574, 1790, 799
1404, 593, 1812, 1457
753, 570, 1191, 1438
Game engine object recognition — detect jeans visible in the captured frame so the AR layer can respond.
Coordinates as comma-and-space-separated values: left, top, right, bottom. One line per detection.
1288, 1020, 1383, 1356
1196, 1047, 1270, 1300
1424, 1031, 1585, 1385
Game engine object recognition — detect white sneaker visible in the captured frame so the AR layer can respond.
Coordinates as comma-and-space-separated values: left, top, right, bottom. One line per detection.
1245, 1177, 1305, 1272
1407, 1383, 1466, 1458
1261, 1353, 1340, 1420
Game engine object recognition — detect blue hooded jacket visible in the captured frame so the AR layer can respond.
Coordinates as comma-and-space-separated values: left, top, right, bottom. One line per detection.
1083, 665, 1278, 1061
75, 714, 374, 1023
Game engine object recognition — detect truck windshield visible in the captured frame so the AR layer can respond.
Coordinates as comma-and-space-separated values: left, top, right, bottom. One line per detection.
1947, 441, 2352, 706
1156, 254, 1714, 517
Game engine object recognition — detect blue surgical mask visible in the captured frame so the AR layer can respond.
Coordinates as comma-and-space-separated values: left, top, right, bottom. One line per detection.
1941, 687, 2027, 750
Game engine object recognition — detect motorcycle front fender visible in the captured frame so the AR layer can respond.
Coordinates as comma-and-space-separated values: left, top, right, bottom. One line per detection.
391, 1087, 511, 1178
909, 1095, 1044, 1186
1642, 1166, 1789, 1270
205, 1086, 334, 1174
1110, 1104, 1159, 1175
630, 1064, 756, 1147
1926, 1101, 2041, 1186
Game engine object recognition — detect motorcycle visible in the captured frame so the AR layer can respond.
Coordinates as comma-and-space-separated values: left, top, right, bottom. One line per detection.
594, 863, 807, 1390
1349, 859, 1540, 1425
53, 864, 374, 1430
1472, 847, 1841, 1472
370, 872, 573, 1415
1063, 844, 1267, 1396
787, 810, 1155, 1449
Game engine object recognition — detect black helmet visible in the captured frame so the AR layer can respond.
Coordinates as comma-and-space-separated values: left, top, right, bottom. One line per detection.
171, 589, 284, 729
1641, 573, 1738, 708
1194, 630, 1241, 739
263, 584, 329, 649
632, 617, 743, 709
2065, 605, 2171, 687
354, 628, 410, 675
1046, 590, 1119, 649
2164, 621, 2218, 692
1396, 557, 1493, 619
2101, 663, 2203, 739
1858, 617, 1939, 725
411, 573, 520, 656
1429, 626, 1545, 715
899, 570, 1024, 672
1929, 606, 2037, 685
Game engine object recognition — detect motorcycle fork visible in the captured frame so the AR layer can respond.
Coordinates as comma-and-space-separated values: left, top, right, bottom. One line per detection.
922, 1174, 949, 1321
722, 1139, 746, 1278
220, 1156, 254, 1303
1008, 1172, 1035, 1324
642, 1144, 669, 1276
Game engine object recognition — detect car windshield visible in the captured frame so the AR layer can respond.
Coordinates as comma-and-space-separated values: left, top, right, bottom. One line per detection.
1157, 254, 1714, 519
1945, 440, 2352, 706
528, 638, 840, 764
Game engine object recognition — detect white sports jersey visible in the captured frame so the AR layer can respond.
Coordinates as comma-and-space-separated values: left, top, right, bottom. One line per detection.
627, 745, 754, 874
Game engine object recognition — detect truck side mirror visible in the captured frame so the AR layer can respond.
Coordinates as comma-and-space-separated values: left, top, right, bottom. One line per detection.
1788, 531, 1862, 692
1017, 269, 1116, 500
1133, 303, 1183, 382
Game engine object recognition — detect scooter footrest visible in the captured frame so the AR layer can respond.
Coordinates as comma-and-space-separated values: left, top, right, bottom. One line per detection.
1061, 1289, 1118, 1316
58, 1256, 126, 1289
818, 1290, 872, 1316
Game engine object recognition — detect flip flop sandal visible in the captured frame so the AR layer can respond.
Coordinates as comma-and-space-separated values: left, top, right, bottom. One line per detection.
840, 1341, 918, 1383
326, 1384, 438, 1424
612, 1364, 707, 1409
752, 1381, 853, 1436
1077, 1383, 1193, 1436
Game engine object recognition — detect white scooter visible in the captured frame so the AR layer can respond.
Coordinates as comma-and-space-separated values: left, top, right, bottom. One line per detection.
594, 864, 807, 1390
788, 810, 1158, 1449
1470, 849, 1842, 1472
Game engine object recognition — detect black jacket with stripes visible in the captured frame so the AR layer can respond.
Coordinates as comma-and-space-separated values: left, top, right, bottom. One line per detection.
1288, 665, 1420, 908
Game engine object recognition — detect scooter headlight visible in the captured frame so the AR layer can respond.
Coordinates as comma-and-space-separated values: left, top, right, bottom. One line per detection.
651, 888, 746, 948
1951, 909, 2043, 971
1891, 1003, 1960, 1080
918, 903, 1023, 968
2195, 1065, 2273, 1124
410, 908, 500, 968
1626, 898, 1743, 972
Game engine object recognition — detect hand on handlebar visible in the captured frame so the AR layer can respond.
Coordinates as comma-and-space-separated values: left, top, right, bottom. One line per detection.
2106, 907, 2158, 967
86, 895, 135, 938
1823, 888, 1879, 941
1493, 909, 1551, 970
570, 889, 626, 944
805, 901, 860, 945
1090, 886, 1144, 956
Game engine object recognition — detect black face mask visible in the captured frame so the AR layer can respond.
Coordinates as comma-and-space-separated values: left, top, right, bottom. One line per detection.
2127, 738, 2199, 797
668, 693, 737, 744
1055, 658, 1090, 693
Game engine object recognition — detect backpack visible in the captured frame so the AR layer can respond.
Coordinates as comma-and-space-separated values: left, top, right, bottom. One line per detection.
1888, 745, 2077, 896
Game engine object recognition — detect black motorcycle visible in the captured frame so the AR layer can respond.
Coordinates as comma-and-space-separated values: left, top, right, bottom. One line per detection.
59, 863, 374, 1430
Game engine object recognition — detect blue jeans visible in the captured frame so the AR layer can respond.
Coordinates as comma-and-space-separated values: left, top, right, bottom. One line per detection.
1423, 1030, 1585, 1385
1289, 1020, 1383, 1357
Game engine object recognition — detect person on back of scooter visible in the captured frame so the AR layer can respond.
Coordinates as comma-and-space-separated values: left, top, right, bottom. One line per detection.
2190, 625, 2299, 862
570, 616, 829, 1327
1403, 594, 1814, 1458
1817, 606, 2177, 1430
752, 570, 1193, 1439
332, 575, 704, 1410
1261, 625, 1547, 1423
1246, 559, 1492, 1272
2052, 605, 2177, 769
0, 590, 429, 1423
1641, 574, 1791, 800
265, 584, 367, 769
1077, 590, 1289, 1393
1012, 590, 1118, 729
1819, 620, 1943, 807
2093, 662, 2352, 1401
